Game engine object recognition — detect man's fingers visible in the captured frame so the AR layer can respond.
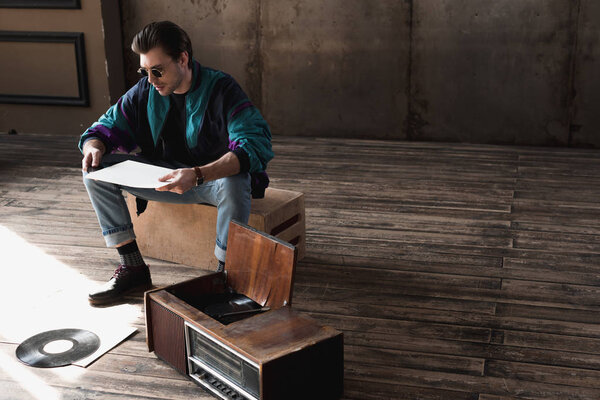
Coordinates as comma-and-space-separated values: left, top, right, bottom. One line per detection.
156, 170, 191, 193
91, 151, 102, 167
158, 172, 175, 182
82, 149, 102, 172
82, 152, 92, 172
156, 182, 175, 192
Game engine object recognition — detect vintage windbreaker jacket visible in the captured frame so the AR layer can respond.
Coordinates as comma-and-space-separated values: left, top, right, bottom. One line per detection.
78, 60, 273, 197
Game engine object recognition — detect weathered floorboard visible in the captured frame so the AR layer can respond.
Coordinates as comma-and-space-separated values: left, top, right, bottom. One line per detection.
1, 133, 600, 399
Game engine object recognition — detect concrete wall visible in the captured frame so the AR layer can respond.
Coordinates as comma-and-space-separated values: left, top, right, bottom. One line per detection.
410, 0, 575, 146
260, 1, 410, 139
90, 1, 600, 146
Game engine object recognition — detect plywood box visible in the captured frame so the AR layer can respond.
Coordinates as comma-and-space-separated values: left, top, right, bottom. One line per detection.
126, 188, 305, 269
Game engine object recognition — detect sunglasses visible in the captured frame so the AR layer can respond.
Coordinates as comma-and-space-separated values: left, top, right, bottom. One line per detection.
137, 67, 164, 78
137, 59, 174, 78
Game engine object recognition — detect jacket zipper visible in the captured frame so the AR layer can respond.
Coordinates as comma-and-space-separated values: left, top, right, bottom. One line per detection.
181, 98, 199, 166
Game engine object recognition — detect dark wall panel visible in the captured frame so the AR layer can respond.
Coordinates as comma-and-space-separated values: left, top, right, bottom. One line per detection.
261, 0, 410, 140
571, 0, 600, 147
410, 0, 575, 146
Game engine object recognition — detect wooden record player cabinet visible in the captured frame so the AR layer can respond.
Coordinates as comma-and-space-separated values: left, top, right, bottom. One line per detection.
145, 222, 343, 400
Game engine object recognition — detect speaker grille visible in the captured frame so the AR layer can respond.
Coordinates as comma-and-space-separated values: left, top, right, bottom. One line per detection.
150, 300, 187, 374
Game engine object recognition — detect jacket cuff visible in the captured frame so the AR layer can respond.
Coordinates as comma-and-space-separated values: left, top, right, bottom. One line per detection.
81, 135, 109, 153
232, 147, 250, 173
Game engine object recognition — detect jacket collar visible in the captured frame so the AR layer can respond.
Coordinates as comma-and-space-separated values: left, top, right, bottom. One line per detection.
147, 59, 226, 148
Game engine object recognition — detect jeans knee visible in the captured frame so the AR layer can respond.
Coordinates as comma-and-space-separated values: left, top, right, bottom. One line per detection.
217, 173, 251, 204
83, 171, 121, 199
82, 172, 95, 190
83, 173, 102, 192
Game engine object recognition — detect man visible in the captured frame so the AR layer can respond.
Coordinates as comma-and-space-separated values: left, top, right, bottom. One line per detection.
80, 21, 273, 306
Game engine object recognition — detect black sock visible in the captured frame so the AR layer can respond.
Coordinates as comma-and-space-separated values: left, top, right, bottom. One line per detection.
117, 241, 145, 267
217, 260, 225, 272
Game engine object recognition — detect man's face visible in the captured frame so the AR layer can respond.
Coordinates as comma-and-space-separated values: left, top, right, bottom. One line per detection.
139, 47, 188, 96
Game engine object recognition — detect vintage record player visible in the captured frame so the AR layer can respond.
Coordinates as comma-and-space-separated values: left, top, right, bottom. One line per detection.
144, 221, 343, 400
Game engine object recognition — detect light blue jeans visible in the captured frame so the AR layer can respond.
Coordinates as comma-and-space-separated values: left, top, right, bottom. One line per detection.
82, 154, 251, 262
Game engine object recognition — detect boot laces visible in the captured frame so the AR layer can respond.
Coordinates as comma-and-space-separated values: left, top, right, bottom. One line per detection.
112, 264, 129, 279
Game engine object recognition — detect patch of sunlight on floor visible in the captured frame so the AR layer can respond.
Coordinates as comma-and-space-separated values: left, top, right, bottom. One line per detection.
0, 351, 60, 400
0, 224, 142, 384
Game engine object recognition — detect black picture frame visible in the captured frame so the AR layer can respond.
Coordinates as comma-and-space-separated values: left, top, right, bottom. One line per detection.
0, 31, 89, 107
0, 0, 80, 9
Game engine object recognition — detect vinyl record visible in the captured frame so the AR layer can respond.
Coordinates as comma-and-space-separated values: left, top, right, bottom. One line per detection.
15, 328, 100, 368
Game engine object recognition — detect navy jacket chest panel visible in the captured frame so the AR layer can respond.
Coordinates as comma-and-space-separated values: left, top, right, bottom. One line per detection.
187, 77, 236, 164
134, 93, 155, 156
190, 110, 228, 165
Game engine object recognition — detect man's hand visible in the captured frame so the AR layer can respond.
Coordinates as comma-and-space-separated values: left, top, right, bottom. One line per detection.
82, 139, 106, 172
155, 152, 241, 194
156, 168, 197, 194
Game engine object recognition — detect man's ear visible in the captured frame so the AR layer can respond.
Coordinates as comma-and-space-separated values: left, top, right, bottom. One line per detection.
179, 51, 189, 67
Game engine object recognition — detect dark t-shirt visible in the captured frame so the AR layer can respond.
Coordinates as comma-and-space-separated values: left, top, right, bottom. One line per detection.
156, 92, 195, 167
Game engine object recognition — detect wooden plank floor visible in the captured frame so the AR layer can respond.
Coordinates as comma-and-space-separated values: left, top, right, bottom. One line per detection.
1, 133, 600, 399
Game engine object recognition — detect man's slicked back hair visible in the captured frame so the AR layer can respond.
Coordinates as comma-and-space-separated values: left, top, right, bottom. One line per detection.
132, 21, 193, 67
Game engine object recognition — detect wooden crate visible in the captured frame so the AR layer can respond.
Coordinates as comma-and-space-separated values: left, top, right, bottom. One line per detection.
126, 188, 305, 269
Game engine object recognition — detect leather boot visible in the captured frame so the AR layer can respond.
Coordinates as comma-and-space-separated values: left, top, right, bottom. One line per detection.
88, 264, 152, 306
